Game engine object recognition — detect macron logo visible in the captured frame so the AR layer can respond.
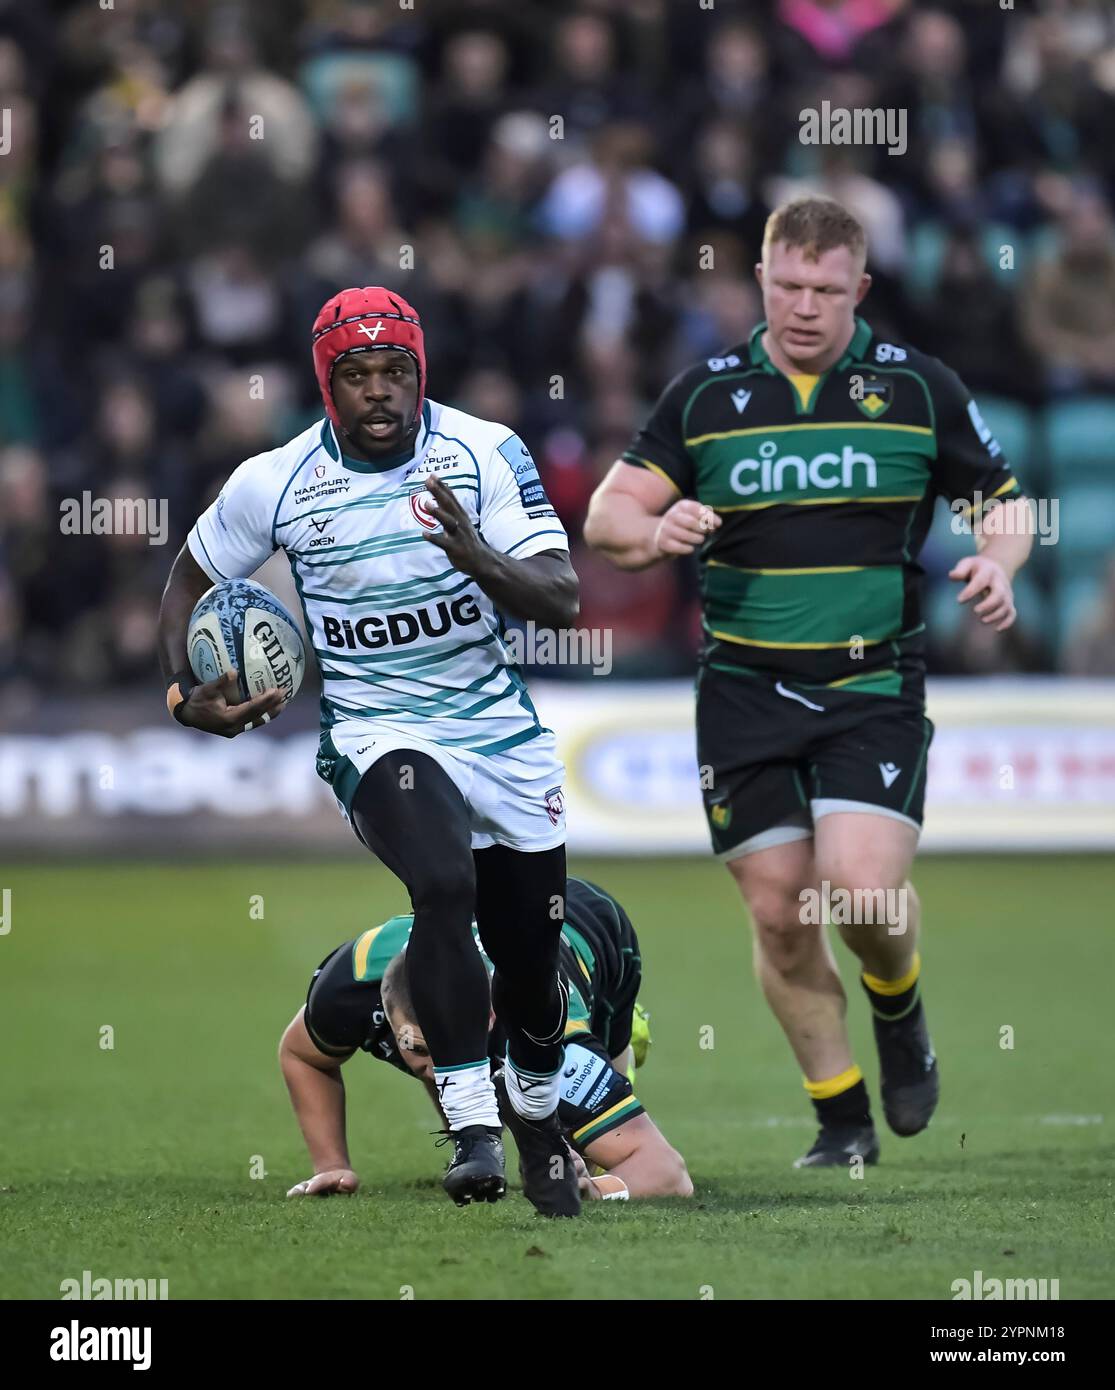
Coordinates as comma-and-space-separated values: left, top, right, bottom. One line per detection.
731, 389, 752, 415
879, 762, 901, 789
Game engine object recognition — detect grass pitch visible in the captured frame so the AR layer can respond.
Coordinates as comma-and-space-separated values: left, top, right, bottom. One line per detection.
1, 855, 1111, 1300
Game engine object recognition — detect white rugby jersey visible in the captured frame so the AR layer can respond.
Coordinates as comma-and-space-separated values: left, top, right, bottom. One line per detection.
187, 399, 568, 754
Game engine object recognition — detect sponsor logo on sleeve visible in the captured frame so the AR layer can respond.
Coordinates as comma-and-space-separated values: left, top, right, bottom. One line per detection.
497, 436, 549, 510
559, 1044, 607, 1104
967, 399, 1003, 458
583, 1076, 616, 1111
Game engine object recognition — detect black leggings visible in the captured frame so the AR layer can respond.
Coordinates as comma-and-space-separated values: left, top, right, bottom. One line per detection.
475, 841, 567, 1074
350, 750, 567, 1073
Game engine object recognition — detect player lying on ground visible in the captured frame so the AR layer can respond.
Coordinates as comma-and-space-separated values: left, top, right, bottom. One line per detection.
280, 877, 692, 1203
585, 196, 1032, 1168
159, 287, 584, 1214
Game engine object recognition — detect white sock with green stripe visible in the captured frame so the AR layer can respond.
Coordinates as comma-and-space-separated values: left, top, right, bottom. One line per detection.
503, 1050, 563, 1121
433, 1060, 500, 1132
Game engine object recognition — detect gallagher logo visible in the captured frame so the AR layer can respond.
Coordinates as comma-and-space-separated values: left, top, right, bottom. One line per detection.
409, 490, 439, 530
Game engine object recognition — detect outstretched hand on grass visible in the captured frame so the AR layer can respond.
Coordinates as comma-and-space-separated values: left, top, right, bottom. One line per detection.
286, 1168, 360, 1198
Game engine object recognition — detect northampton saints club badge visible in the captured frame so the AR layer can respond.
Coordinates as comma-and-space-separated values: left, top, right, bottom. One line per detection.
855, 378, 893, 420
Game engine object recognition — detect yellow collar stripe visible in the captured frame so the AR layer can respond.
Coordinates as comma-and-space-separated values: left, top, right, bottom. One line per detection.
788, 373, 820, 411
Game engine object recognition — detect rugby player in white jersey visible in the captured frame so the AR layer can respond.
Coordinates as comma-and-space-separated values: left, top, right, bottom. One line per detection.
158, 287, 583, 1215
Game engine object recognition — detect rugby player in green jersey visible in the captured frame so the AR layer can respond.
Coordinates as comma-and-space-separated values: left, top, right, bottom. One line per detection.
280, 877, 691, 1206
584, 197, 1033, 1167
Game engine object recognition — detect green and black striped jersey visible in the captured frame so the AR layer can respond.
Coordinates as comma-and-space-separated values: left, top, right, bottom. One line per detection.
304, 877, 641, 1072
623, 317, 1024, 689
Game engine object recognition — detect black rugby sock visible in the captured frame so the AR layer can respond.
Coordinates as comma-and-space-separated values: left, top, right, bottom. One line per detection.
862, 954, 922, 1021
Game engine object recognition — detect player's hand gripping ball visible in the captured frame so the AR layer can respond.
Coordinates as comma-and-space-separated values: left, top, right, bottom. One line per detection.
184, 579, 306, 735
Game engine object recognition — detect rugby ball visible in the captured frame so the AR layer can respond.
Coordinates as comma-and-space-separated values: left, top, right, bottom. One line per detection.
187, 578, 305, 709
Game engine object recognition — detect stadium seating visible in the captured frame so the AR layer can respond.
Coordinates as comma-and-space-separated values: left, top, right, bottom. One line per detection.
979, 396, 1040, 490
1055, 482, 1112, 566
926, 566, 1049, 648
904, 222, 1027, 303
1045, 397, 1115, 484
1054, 573, 1105, 656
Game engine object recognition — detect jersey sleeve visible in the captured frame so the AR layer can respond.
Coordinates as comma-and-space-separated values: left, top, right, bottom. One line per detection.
303, 943, 412, 1073
928, 361, 1025, 511
555, 1037, 645, 1153
303, 946, 365, 1057
187, 454, 277, 582
478, 433, 569, 558
620, 369, 696, 496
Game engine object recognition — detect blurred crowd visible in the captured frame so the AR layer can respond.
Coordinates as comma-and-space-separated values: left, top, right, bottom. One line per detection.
2, 0, 1115, 694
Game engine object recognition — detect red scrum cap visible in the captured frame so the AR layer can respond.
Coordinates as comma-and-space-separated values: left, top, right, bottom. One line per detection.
311, 287, 426, 430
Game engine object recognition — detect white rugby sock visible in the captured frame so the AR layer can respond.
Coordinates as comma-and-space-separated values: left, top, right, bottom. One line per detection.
433, 1060, 501, 1132
503, 1050, 564, 1121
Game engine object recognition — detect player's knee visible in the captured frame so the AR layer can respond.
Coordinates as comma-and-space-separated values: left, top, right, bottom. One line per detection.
410, 854, 475, 921
754, 924, 820, 980
643, 1145, 693, 1198
662, 1147, 694, 1197
817, 854, 903, 900
744, 880, 803, 936
748, 888, 818, 975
